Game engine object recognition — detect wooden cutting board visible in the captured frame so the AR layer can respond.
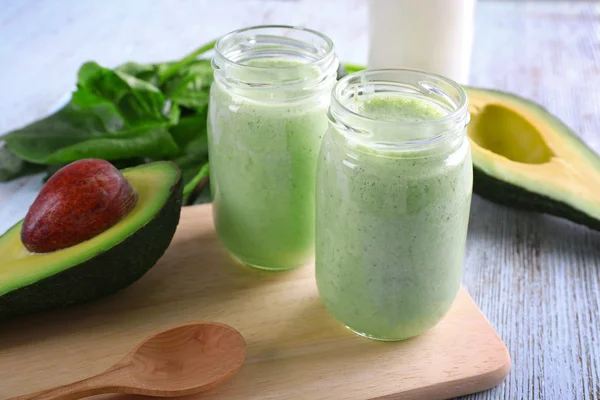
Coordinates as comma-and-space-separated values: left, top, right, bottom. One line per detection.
0, 205, 510, 400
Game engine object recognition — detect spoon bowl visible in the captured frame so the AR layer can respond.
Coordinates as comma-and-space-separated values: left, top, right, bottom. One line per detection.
124, 322, 246, 394
11, 322, 246, 400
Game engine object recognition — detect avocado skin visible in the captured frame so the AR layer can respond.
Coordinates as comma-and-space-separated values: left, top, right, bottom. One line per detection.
0, 175, 183, 320
474, 167, 600, 231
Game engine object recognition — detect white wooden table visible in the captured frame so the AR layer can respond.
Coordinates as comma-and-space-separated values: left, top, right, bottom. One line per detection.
1, 1, 599, 398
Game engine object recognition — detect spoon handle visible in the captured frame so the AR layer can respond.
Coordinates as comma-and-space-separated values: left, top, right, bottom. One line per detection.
8, 370, 120, 400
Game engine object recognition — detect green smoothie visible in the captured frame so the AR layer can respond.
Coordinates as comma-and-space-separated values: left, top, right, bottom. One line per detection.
208, 59, 332, 269
316, 93, 472, 340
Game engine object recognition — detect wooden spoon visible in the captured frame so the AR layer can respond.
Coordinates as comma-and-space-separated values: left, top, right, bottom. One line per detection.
10, 322, 246, 400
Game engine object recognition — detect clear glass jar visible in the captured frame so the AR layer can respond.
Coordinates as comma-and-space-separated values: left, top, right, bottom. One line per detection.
209, 26, 338, 270
315, 69, 472, 341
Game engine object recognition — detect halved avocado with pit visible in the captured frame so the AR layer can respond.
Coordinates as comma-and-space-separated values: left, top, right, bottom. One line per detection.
467, 87, 600, 230
0, 161, 183, 320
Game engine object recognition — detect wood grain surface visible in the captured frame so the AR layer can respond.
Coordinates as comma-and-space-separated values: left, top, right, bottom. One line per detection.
0, 205, 510, 400
1, 1, 600, 399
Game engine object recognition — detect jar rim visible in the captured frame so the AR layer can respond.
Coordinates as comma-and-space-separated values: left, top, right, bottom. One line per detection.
329, 69, 469, 151
333, 68, 469, 128
215, 24, 336, 70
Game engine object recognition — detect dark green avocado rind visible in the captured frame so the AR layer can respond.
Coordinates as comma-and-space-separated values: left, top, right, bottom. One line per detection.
474, 167, 600, 231
0, 167, 183, 321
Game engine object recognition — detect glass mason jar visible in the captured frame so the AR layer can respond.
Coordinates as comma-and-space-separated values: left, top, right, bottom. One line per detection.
209, 26, 338, 270
315, 69, 472, 341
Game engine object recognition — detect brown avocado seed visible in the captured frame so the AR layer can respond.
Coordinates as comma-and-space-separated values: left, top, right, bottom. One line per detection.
21, 159, 138, 253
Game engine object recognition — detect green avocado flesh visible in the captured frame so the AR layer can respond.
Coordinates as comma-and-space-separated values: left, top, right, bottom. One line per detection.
467, 87, 600, 231
0, 161, 183, 320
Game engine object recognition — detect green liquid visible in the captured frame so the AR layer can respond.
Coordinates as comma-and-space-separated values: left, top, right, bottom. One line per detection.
350, 94, 450, 122
316, 93, 472, 340
208, 59, 331, 269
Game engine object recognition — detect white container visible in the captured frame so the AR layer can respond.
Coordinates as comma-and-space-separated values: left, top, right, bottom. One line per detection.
368, 0, 476, 84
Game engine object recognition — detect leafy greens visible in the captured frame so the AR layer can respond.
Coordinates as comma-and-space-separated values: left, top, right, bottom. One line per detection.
1, 41, 217, 204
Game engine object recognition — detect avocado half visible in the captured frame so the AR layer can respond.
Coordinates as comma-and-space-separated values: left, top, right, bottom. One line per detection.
467, 87, 600, 230
0, 161, 183, 320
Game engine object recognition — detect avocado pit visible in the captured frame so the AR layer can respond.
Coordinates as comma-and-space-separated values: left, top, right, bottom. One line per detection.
21, 159, 138, 253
